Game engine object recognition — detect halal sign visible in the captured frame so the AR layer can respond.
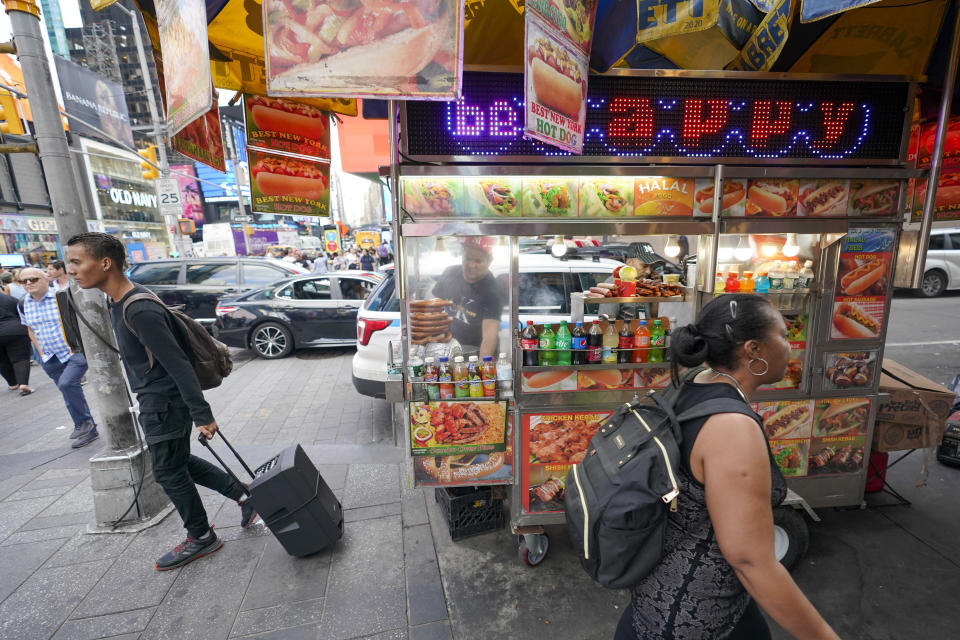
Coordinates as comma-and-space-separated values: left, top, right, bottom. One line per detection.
403, 72, 911, 163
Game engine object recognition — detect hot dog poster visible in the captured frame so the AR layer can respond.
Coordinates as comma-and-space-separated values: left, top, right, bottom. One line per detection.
798, 181, 849, 217
157, 0, 213, 135
410, 400, 508, 457
172, 101, 226, 172
524, 0, 598, 154
693, 179, 746, 217
413, 414, 513, 488
521, 411, 610, 513
247, 149, 330, 216
244, 95, 331, 161
263, 0, 464, 99
831, 229, 894, 341
910, 173, 960, 222
521, 367, 671, 393
745, 179, 799, 217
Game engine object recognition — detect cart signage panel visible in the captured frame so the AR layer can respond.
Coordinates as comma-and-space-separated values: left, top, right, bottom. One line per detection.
402, 72, 911, 163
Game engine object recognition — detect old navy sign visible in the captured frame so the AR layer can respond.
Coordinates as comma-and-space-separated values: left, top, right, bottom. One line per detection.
402, 72, 910, 163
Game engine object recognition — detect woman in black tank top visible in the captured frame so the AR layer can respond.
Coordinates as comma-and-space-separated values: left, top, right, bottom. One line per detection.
614, 294, 839, 640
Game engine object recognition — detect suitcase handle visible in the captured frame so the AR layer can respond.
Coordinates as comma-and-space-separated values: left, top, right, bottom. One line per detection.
197, 431, 255, 494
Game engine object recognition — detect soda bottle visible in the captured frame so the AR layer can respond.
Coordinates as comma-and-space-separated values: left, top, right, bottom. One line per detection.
555, 320, 572, 366
587, 320, 603, 363
632, 320, 650, 363
725, 271, 740, 293
521, 320, 539, 367
438, 356, 454, 399
539, 324, 556, 366
453, 356, 470, 398
755, 271, 770, 294
496, 352, 513, 397
424, 357, 439, 401
468, 355, 483, 397
571, 321, 588, 365
481, 355, 497, 397
649, 319, 665, 363
740, 271, 755, 293
602, 322, 618, 363
618, 321, 633, 363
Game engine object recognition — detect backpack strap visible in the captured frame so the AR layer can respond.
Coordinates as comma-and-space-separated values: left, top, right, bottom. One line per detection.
65, 288, 120, 355
121, 292, 168, 370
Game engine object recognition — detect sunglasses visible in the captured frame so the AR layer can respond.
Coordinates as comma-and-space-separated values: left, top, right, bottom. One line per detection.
21, 278, 42, 284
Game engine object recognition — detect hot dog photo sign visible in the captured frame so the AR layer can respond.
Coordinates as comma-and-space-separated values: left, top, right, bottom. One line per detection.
831, 228, 895, 341
244, 95, 331, 161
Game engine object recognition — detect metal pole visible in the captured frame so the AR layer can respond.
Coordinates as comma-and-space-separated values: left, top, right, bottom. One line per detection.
912, 4, 960, 288
4, 0, 170, 528
705, 164, 724, 294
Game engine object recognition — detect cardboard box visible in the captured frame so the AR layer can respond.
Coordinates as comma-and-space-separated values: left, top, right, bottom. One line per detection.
873, 360, 953, 452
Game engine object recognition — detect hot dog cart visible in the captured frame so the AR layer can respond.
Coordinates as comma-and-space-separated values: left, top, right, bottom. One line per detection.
390, 68, 940, 566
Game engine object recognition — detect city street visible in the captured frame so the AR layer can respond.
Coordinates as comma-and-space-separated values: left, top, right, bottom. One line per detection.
884, 290, 960, 387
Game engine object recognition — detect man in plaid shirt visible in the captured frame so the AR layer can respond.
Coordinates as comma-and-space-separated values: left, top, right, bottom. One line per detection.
17, 268, 99, 448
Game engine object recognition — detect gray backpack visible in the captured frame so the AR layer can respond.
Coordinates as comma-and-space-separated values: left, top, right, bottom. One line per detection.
564, 369, 758, 588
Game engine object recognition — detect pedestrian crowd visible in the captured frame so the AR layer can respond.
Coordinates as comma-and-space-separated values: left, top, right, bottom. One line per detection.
268, 241, 393, 274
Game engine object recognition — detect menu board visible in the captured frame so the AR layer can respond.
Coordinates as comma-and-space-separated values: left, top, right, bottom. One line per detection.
521, 411, 611, 513
759, 314, 807, 391
413, 414, 513, 488
247, 149, 330, 216
708, 178, 900, 218
172, 102, 225, 172
244, 95, 331, 161
757, 397, 871, 478
524, 0, 598, 154
830, 229, 894, 341
409, 400, 508, 457
521, 367, 670, 393
822, 350, 878, 391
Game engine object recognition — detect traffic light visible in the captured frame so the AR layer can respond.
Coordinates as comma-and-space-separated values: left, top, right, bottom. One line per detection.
0, 92, 25, 135
178, 219, 196, 234
138, 145, 159, 180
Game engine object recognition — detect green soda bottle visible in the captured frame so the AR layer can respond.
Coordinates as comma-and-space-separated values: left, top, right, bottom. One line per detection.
648, 319, 666, 363
538, 324, 556, 366
555, 320, 572, 366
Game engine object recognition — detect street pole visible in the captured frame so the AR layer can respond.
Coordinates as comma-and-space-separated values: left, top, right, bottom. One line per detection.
3, 0, 170, 530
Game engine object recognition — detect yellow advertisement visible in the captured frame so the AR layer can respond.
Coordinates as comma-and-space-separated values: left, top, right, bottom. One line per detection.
726, 0, 792, 72
355, 230, 381, 249
635, 0, 721, 45
789, 0, 948, 75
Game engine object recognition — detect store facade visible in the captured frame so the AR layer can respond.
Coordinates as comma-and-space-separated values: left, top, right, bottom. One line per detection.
0, 136, 59, 265
79, 137, 172, 260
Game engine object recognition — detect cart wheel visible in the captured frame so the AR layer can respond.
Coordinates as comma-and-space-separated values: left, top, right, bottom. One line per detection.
518, 533, 549, 567
773, 507, 809, 571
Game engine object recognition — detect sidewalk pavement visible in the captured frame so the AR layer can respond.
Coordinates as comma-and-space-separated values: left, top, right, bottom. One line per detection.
1, 349, 959, 640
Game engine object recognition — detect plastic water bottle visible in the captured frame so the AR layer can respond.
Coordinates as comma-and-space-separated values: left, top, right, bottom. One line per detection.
496, 352, 513, 397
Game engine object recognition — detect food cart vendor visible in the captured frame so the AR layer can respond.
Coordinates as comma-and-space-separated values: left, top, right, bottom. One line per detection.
432, 237, 505, 358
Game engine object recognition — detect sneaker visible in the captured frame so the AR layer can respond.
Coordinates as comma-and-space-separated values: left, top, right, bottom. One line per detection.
68, 422, 94, 440
155, 529, 223, 571
71, 428, 99, 448
239, 493, 259, 529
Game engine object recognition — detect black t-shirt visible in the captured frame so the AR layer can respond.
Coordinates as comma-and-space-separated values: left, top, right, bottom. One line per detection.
0, 292, 28, 336
433, 266, 504, 350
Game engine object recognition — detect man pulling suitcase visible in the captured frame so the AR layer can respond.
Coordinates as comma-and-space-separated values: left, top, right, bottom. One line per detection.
65, 233, 258, 570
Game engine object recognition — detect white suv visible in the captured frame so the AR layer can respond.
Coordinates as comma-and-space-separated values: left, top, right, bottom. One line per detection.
352, 254, 623, 398
916, 227, 960, 297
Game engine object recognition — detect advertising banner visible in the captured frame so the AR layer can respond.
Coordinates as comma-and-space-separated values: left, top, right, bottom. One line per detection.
524, 0, 597, 153
910, 173, 960, 222
247, 149, 330, 217
323, 229, 341, 254
831, 229, 894, 341
203, 222, 237, 257
413, 415, 513, 487
521, 365, 671, 393
759, 315, 807, 391
54, 56, 133, 147
521, 411, 611, 513
170, 164, 204, 227
172, 103, 226, 172
263, 0, 464, 99
157, 0, 213, 134
823, 350, 878, 391
410, 400, 508, 457
244, 95, 331, 160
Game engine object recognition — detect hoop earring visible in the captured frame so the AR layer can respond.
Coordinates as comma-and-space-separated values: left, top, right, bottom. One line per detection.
748, 357, 769, 376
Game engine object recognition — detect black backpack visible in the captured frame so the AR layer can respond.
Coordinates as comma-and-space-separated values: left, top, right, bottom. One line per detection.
564, 368, 758, 589
120, 293, 233, 390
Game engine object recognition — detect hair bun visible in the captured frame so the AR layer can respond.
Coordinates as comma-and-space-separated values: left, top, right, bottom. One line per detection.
671, 324, 710, 367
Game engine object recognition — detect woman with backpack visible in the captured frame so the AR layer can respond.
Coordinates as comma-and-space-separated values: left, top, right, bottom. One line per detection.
615, 294, 839, 640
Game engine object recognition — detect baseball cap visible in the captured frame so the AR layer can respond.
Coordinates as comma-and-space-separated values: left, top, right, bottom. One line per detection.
461, 237, 495, 255
626, 242, 665, 265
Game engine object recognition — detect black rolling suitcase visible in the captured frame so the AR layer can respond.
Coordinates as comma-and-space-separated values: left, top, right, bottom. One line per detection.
199, 432, 343, 556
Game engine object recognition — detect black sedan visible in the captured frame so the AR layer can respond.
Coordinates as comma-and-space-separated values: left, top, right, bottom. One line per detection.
213, 271, 384, 359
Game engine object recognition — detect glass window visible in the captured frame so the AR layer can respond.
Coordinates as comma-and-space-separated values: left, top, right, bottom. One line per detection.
243, 263, 287, 287
577, 272, 614, 290
519, 272, 568, 314
185, 262, 237, 286
365, 273, 400, 312
129, 263, 180, 285
339, 277, 377, 300
928, 234, 947, 251
946, 233, 960, 250
294, 279, 330, 300
276, 284, 294, 299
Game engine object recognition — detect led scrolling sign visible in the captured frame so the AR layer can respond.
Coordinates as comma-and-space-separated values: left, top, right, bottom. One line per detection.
402, 73, 911, 163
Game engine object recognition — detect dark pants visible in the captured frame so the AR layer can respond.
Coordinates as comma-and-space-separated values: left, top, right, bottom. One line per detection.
614, 599, 771, 640
145, 402, 245, 539
41, 353, 93, 428
0, 333, 31, 387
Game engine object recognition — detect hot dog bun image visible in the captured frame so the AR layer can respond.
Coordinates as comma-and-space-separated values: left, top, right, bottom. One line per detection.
850, 181, 898, 216
832, 302, 881, 339
695, 181, 745, 215
839, 257, 887, 296
761, 402, 812, 440
251, 155, 328, 200
747, 180, 798, 216
528, 34, 586, 119
799, 181, 848, 217
522, 370, 577, 392
247, 96, 327, 141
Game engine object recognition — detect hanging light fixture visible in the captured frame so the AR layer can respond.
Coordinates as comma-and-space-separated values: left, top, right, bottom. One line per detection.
551, 235, 568, 258
734, 235, 752, 261
782, 233, 800, 257
664, 235, 681, 258
717, 236, 734, 261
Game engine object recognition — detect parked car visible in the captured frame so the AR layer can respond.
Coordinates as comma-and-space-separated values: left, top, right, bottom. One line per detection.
213, 271, 384, 358
914, 227, 960, 297
352, 253, 623, 398
127, 257, 308, 327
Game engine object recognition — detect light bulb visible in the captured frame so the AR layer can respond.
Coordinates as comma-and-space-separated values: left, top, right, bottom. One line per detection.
734, 235, 752, 261
783, 233, 800, 257
551, 235, 568, 258
435, 237, 447, 253
664, 235, 681, 258
760, 243, 778, 258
